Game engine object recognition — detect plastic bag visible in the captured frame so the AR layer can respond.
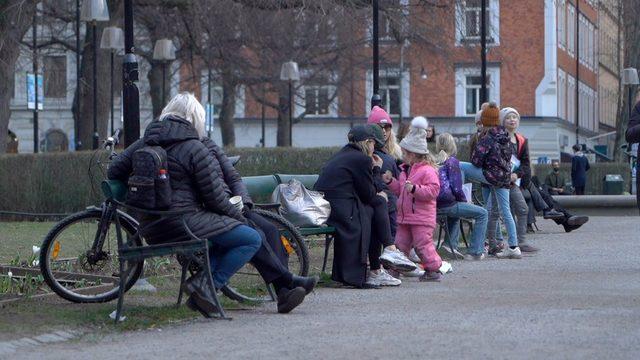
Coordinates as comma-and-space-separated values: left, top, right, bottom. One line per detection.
271, 179, 331, 227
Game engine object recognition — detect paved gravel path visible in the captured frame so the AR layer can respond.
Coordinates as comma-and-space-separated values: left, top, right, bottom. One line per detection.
11, 216, 640, 360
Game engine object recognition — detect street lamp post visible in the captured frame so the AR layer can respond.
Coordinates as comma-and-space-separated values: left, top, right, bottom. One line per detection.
480, 0, 487, 103
371, 0, 381, 108
81, 0, 110, 150
280, 61, 300, 147
622, 68, 639, 193
100, 26, 124, 135
153, 39, 176, 108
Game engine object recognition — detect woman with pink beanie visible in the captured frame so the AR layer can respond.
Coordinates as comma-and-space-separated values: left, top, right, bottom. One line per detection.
367, 106, 402, 160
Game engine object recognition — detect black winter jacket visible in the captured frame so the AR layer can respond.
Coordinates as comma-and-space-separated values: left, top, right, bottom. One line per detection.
107, 116, 245, 244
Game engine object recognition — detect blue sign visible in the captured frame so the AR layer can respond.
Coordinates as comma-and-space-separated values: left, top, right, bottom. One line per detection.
26, 73, 44, 110
205, 103, 215, 132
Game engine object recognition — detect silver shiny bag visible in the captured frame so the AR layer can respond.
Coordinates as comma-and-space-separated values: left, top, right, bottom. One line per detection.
271, 179, 331, 227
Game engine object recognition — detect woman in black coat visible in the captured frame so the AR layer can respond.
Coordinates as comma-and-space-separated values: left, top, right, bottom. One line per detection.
315, 125, 415, 288
108, 93, 309, 315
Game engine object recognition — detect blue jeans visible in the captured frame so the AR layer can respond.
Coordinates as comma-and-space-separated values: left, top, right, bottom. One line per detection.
438, 202, 488, 255
207, 225, 262, 289
459, 162, 518, 247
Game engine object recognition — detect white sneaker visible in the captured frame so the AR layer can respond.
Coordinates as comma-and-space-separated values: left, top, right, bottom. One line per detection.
496, 247, 522, 259
439, 245, 465, 260
400, 267, 425, 278
463, 253, 485, 261
366, 269, 401, 286
438, 261, 453, 274
408, 249, 421, 263
380, 248, 417, 272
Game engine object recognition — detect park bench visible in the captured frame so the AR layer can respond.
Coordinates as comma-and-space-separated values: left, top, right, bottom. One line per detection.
241, 174, 336, 273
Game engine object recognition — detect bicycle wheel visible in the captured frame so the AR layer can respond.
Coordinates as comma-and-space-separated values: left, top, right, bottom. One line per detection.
221, 208, 309, 303
40, 208, 144, 303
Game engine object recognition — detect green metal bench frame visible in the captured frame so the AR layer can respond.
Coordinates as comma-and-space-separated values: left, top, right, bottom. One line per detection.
242, 174, 336, 273
101, 180, 230, 322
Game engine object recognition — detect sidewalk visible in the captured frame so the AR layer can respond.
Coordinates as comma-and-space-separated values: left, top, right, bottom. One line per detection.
9, 216, 640, 359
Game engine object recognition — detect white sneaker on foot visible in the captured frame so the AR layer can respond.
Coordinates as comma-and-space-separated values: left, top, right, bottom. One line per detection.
400, 267, 425, 278
438, 261, 453, 274
366, 269, 401, 286
496, 247, 522, 259
463, 253, 485, 261
380, 248, 417, 272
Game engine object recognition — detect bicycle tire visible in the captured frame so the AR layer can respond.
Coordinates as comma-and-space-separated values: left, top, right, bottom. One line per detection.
221, 208, 309, 303
40, 208, 144, 303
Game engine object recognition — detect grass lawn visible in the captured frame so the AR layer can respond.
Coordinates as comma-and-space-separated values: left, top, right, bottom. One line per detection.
0, 222, 55, 264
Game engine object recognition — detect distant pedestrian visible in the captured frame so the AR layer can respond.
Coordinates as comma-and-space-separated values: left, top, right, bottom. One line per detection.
571, 144, 590, 195
545, 160, 566, 195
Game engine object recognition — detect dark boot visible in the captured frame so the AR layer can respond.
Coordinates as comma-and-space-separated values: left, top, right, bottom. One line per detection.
566, 215, 589, 227
277, 287, 306, 314
290, 275, 319, 295
183, 270, 220, 317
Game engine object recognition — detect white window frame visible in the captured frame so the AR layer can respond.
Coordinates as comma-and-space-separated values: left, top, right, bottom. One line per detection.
558, 69, 567, 120
455, 0, 500, 46
296, 69, 338, 118
567, 4, 575, 57
557, 0, 566, 49
365, 68, 410, 117
454, 66, 500, 116
567, 74, 576, 124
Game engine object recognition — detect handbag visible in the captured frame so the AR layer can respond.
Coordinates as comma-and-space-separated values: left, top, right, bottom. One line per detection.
271, 179, 331, 227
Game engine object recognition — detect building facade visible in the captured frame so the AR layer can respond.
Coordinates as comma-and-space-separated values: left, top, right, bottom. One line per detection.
8, 0, 620, 162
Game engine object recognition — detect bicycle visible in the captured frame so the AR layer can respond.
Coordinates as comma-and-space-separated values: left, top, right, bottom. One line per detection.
39, 130, 309, 304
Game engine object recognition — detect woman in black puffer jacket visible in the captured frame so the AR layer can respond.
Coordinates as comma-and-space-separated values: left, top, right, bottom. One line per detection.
108, 93, 308, 315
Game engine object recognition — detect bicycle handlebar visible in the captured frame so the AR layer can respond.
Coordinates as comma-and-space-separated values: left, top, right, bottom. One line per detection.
104, 128, 122, 149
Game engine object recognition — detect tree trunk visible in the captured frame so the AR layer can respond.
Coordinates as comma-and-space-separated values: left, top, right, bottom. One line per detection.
72, 0, 123, 150
147, 62, 166, 120
277, 93, 291, 147
0, 1, 37, 154
219, 76, 236, 147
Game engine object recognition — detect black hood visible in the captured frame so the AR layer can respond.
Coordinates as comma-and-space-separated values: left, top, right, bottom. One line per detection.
143, 115, 200, 146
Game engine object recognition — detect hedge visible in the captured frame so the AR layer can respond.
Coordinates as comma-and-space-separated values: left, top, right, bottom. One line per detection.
0, 146, 631, 216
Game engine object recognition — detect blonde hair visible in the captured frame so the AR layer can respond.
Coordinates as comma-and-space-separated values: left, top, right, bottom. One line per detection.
160, 92, 206, 138
352, 139, 372, 156
404, 149, 438, 168
385, 128, 402, 160
436, 133, 457, 157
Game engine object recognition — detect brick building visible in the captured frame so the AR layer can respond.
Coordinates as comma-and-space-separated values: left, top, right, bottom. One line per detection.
8, 0, 621, 159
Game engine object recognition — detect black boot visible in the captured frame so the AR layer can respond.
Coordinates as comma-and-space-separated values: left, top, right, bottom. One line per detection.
290, 275, 319, 295
277, 287, 306, 314
183, 270, 220, 317
543, 209, 565, 220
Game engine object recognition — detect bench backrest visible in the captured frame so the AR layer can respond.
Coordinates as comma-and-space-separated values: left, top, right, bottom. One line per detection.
274, 174, 319, 190
241, 175, 279, 201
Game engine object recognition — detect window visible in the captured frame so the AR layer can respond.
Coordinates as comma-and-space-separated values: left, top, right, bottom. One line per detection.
455, 66, 500, 116
455, 0, 499, 45
567, 4, 575, 56
567, 74, 575, 124
557, 0, 566, 49
558, 69, 567, 120
43, 56, 66, 98
304, 86, 330, 116
380, 74, 401, 116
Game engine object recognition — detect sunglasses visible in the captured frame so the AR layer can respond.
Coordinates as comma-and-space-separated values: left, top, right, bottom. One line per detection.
378, 124, 392, 131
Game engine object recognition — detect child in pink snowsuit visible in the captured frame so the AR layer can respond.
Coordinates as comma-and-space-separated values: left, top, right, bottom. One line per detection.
384, 127, 444, 281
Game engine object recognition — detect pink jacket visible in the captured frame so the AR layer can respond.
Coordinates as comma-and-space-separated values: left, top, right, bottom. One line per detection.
388, 162, 440, 226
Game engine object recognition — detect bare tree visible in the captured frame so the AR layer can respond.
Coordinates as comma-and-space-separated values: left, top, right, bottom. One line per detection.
0, 0, 37, 154
614, 0, 640, 161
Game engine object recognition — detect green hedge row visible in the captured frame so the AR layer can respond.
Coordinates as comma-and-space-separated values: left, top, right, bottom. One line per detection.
0, 146, 631, 216
0, 147, 340, 216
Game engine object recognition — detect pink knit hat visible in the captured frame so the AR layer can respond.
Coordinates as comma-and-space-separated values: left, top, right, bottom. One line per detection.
367, 106, 393, 127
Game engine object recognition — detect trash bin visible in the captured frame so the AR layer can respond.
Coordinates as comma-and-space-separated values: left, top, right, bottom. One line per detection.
603, 174, 624, 195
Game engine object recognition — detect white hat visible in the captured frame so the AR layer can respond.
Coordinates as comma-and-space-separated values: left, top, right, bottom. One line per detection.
411, 116, 429, 130
499, 107, 520, 124
399, 128, 429, 155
